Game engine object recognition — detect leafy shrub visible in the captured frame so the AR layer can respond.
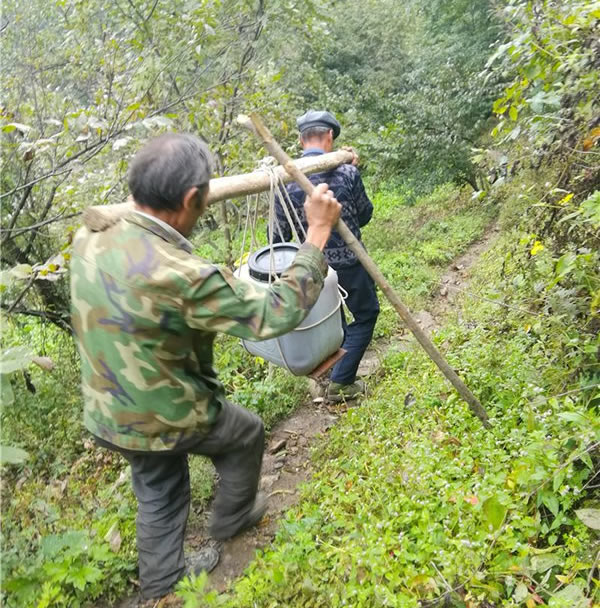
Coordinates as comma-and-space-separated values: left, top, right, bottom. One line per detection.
2, 479, 137, 607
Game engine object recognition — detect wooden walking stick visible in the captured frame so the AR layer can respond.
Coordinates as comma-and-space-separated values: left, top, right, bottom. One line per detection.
239, 112, 491, 429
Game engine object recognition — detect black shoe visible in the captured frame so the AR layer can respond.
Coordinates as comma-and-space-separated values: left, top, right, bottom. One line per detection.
185, 546, 220, 576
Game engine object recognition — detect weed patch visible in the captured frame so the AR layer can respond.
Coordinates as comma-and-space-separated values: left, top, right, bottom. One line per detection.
211, 200, 599, 607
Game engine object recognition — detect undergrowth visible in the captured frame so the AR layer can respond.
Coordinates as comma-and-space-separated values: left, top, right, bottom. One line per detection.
0, 325, 308, 607
5, 177, 592, 607
363, 183, 497, 337
2, 179, 492, 606
184, 184, 600, 607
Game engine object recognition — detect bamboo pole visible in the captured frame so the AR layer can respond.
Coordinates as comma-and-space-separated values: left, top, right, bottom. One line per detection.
240, 112, 491, 428
83, 150, 353, 231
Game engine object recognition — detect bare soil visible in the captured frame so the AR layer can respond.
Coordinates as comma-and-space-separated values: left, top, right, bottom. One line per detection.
206, 402, 339, 591
429, 223, 500, 325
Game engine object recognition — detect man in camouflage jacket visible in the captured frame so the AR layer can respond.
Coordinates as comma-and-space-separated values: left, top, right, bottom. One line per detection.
274, 110, 380, 402
71, 133, 341, 600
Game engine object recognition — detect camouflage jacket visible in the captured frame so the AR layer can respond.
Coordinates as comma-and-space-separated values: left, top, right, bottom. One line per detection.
274, 148, 373, 268
71, 211, 327, 451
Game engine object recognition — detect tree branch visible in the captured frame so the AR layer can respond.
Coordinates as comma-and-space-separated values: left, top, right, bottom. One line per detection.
0, 212, 81, 238
0, 303, 72, 332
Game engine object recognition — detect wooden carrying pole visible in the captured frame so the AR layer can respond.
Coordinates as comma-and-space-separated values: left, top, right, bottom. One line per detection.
83, 150, 353, 232
241, 113, 491, 428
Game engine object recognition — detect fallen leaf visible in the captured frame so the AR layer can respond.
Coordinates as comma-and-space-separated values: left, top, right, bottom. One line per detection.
575, 508, 600, 530
104, 522, 122, 553
32, 356, 55, 372
431, 430, 445, 444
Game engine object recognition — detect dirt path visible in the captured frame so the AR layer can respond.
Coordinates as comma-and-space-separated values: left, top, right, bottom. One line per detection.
111, 224, 500, 606
429, 223, 501, 325
203, 402, 339, 591
201, 222, 501, 593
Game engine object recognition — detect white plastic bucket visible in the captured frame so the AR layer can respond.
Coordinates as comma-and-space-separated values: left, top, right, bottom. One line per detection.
237, 243, 344, 375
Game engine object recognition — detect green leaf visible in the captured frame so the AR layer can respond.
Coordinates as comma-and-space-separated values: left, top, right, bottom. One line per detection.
0, 444, 29, 464
0, 270, 12, 289
580, 452, 593, 470
552, 469, 565, 493
0, 346, 33, 374
41, 531, 88, 559
509, 105, 518, 121
513, 581, 528, 602
2, 122, 32, 134
540, 491, 559, 516
553, 252, 577, 281
557, 411, 588, 426
548, 582, 587, 608
67, 563, 103, 589
9, 263, 33, 280
530, 553, 560, 573
1, 375, 15, 406
575, 508, 600, 530
482, 496, 507, 531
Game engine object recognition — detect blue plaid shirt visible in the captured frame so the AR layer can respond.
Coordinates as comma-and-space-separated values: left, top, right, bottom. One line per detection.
273, 149, 373, 268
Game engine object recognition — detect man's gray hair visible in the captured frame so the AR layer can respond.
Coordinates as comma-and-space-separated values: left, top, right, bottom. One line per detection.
128, 133, 213, 211
300, 126, 331, 142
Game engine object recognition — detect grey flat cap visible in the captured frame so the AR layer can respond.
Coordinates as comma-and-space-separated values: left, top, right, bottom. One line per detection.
296, 110, 341, 139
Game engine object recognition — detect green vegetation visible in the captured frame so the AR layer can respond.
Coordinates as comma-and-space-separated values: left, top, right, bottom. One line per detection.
364, 183, 497, 337
209, 180, 599, 607
0, 175, 498, 608
1, 0, 599, 606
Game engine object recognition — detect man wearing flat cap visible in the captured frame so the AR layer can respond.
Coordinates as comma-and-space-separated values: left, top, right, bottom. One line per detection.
274, 110, 380, 401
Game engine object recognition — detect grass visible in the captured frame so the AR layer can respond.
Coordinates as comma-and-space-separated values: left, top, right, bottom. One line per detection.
0, 322, 310, 606
209, 191, 599, 607
362, 183, 497, 337
0, 179, 531, 607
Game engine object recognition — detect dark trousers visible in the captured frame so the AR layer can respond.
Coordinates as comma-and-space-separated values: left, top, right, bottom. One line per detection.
331, 262, 380, 385
94, 400, 264, 599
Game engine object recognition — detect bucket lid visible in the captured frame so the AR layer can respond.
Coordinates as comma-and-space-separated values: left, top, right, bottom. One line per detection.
248, 243, 300, 282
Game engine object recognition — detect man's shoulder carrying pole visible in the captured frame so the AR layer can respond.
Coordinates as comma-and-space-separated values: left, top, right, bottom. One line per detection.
83, 150, 353, 232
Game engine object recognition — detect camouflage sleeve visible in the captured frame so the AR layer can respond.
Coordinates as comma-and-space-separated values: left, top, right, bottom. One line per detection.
183, 243, 328, 340
353, 169, 374, 227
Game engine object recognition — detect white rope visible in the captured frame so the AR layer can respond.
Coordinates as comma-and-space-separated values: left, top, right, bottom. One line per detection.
238, 159, 348, 375
293, 299, 342, 331
235, 193, 260, 278
235, 198, 251, 277
250, 193, 260, 252
278, 180, 307, 240
268, 171, 276, 286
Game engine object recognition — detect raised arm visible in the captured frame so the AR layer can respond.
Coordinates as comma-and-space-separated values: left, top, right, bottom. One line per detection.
184, 184, 340, 340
